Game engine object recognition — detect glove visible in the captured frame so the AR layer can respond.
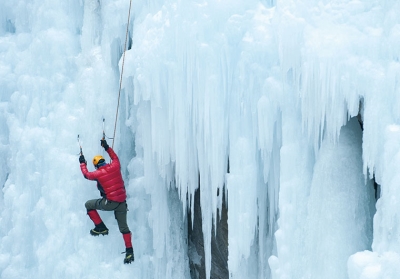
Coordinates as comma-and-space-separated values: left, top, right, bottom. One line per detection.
79, 154, 86, 164
101, 139, 109, 150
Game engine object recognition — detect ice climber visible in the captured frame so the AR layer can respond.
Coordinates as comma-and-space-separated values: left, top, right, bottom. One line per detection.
79, 139, 134, 264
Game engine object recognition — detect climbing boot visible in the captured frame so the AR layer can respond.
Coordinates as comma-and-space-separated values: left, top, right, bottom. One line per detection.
90, 222, 109, 236
123, 247, 134, 264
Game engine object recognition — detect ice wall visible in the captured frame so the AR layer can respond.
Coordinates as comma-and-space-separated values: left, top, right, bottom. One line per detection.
125, 1, 283, 278
272, 0, 400, 278
128, 0, 400, 278
1, 0, 400, 278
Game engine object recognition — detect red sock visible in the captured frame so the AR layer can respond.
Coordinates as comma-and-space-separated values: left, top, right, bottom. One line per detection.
87, 210, 102, 225
122, 232, 132, 248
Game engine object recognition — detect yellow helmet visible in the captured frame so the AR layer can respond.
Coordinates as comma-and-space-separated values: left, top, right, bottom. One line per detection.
93, 155, 105, 167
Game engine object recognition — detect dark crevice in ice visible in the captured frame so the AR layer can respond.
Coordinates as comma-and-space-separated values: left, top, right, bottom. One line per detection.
188, 184, 228, 279
357, 98, 381, 201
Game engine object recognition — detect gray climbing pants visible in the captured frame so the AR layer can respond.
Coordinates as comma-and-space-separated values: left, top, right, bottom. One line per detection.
85, 198, 130, 234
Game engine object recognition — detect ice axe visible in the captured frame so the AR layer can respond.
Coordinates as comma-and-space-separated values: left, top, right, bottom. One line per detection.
102, 117, 106, 140
101, 117, 114, 141
77, 134, 83, 155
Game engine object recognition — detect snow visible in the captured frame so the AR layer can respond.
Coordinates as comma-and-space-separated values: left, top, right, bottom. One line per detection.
1, 0, 400, 278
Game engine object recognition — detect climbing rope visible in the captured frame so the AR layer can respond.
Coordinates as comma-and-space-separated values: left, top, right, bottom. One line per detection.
112, 0, 133, 149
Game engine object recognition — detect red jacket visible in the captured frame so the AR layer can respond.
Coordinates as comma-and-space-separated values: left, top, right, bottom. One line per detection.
80, 148, 126, 202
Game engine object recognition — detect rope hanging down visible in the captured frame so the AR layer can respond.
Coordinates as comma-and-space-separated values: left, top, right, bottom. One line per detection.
112, 0, 133, 149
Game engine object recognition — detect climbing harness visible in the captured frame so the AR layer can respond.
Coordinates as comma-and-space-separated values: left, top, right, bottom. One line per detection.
112, 0, 133, 149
